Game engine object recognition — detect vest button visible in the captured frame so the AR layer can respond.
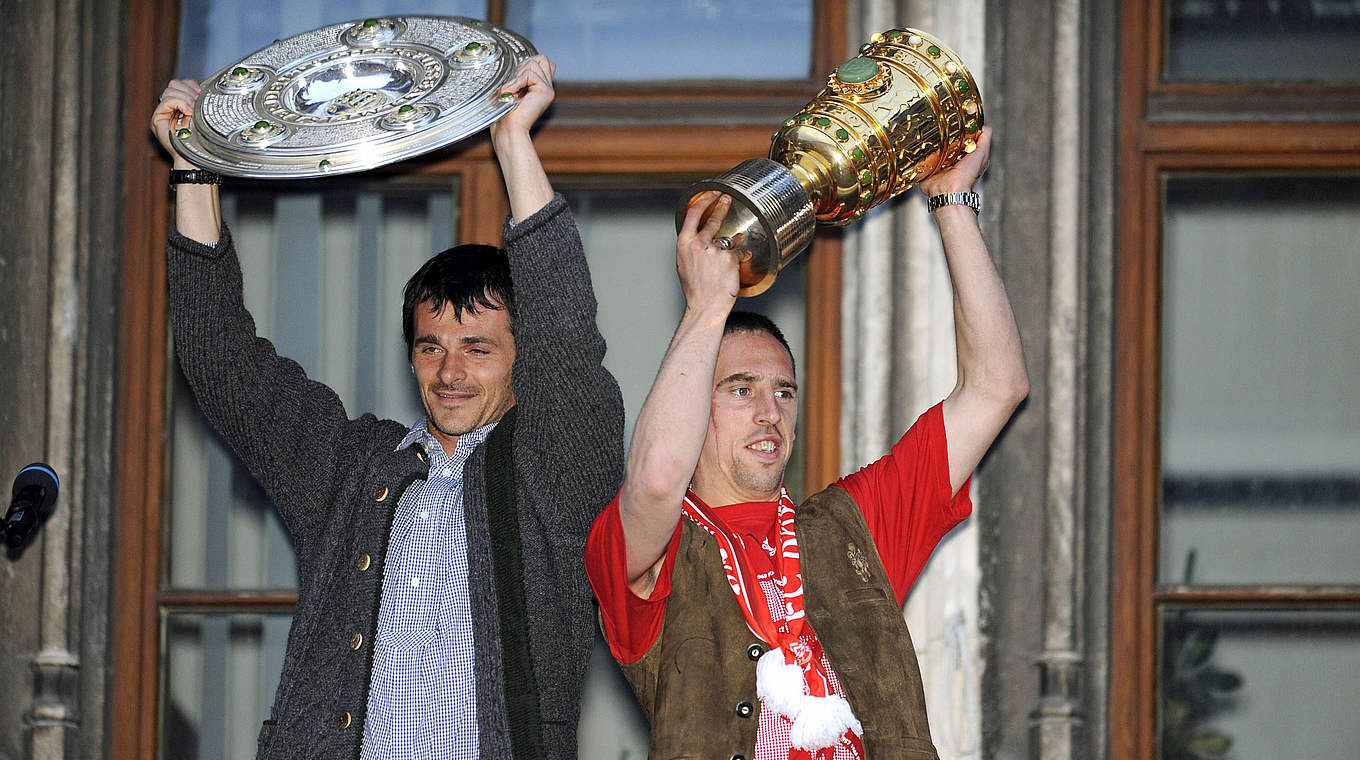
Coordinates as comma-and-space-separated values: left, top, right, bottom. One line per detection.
336, 711, 352, 729
735, 700, 754, 718
349, 632, 363, 650
373, 486, 389, 502
358, 553, 372, 571
746, 643, 764, 661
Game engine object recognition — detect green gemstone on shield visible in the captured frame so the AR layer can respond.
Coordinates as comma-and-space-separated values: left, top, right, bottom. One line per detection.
835, 57, 879, 85
466, 41, 481, 51
852, 147, 865, 161
814, 116, 831, 127
232, 67, 249, 77
927, 45, 941, 57
399, 104, 415, 114
175, 128, 190, 139
319, 159, 331, 168
362, 18, 378, 29
859, 170, 873, 185
835, 128, 850, 141
254, 120, 271, 131
957, 79, 970, 93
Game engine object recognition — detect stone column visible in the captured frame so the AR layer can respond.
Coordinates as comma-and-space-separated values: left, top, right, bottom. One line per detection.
0, 0, 124, 758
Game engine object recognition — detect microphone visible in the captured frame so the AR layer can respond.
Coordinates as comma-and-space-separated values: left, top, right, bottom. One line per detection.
4, 463, 59, 550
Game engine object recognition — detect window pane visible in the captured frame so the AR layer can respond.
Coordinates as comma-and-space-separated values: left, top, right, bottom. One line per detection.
163, 612, 294, 760
1159, 175, 1360, 586
505, 0, 813, 81
176, 1, 489, 77
1164, 0, 1360, 82
1158, 608, 1360, 760
167, 183, 457, 590
563, 185, 809, 497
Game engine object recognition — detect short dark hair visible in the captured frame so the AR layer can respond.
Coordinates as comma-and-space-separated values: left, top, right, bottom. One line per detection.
724, 310, 795, 374
402, 244, 514, 357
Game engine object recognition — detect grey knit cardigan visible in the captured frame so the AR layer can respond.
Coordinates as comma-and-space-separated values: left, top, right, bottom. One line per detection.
167, 195, 624, 760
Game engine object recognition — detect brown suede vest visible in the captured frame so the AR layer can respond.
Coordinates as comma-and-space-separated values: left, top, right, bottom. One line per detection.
618, 486, 940, 760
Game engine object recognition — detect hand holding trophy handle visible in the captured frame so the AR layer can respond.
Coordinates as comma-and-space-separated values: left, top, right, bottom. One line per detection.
677, 28, 985, 297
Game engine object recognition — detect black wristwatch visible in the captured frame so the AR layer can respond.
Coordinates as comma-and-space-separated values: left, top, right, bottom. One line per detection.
169, 169, 224, 188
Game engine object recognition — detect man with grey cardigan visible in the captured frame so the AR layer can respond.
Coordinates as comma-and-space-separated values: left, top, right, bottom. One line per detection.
151, 56, 623, 760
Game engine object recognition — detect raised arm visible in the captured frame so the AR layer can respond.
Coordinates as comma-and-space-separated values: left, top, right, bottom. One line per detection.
150, 79, 222, 244
619, 192, 736, 593
490, 55, 556, 223
922, 127, 1030, 494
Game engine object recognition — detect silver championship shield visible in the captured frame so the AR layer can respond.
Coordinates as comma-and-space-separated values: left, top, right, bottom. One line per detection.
172, 16, 537, 178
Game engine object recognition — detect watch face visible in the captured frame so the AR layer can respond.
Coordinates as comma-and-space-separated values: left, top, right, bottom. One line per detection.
173, 16, 535, 179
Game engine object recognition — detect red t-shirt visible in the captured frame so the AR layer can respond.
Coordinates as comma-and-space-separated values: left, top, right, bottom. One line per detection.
585, 401, 972, 665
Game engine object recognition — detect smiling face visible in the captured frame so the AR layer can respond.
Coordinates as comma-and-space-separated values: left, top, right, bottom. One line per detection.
692, 329, 798, 505
410, 300, 517, 455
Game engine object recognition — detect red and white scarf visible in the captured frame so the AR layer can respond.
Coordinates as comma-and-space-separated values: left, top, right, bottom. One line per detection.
682, 488, 863, 757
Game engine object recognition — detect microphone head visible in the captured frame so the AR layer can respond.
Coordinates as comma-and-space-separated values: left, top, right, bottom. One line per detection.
13, 463, 59, 510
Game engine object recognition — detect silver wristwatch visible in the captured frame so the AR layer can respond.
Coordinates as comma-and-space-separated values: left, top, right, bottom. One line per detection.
927, 191, 981, 214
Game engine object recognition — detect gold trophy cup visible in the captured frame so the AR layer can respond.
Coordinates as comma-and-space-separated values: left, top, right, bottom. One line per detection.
679, 28, 984, 296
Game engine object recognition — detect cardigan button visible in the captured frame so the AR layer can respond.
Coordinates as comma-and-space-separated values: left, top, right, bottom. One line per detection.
349, 633, 363, 650
336, 711, 352, 729
735, 700, 754, 718
358, 554, 372, 571
746, 643, 764, 661
373, 486, 389, 502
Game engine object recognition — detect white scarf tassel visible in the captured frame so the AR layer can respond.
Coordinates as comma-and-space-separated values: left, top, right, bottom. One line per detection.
790, 694, 864, 751
756, 647, 806, 718
756, 648, 865, 752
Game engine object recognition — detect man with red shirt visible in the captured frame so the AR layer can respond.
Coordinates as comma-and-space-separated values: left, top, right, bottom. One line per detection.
585, 126, 1027, 760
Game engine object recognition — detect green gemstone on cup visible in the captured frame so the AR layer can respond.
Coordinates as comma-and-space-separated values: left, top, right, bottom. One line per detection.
967, 119, 980, 133
887, 30, 902, 41
814, 116, 831, 127
927, 45, 941, 57
835, 56, 879, 85
860, 191, 873, 204
254, 120, 271, 131
783, 118, 795, 127
797, 113, 812, 123
859, 169, 873, 184
852, 147, 865, 161
854, 209, 866, 219
232, 67, 249, 77
859, 43, 870, 54
835, 128, 850, 141
319, 159, 331, 168
956, 79, 970, 93
399, 104, 415, 114
466, 41, 481, 51
176, 128, 190, 139
362, 18, 378, 29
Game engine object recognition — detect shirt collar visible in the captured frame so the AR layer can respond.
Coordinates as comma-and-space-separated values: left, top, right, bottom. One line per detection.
396, 417, 498, 458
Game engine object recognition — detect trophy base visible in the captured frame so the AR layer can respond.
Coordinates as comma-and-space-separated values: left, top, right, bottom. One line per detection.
677, 158, 815, 297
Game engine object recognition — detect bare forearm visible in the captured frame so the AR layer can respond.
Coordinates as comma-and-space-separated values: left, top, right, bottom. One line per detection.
171, 156, 222, 245
491, 127, 553, 223
619, 304, 727, 582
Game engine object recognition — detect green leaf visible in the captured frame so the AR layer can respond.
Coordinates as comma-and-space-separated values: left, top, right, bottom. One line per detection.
1188, 730, 1232, 757
1182, 629, 1216, 668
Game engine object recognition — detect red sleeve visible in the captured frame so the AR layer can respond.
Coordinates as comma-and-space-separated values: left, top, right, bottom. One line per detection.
834, 401, 973, 606
584, 491, 682, 664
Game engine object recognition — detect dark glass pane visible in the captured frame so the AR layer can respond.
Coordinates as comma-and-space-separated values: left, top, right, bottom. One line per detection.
1159, 608, 1360, 759
176, 1, 489, 77
1159, 175, 1360, 586
1165, 0, 1360, 82
162, 613, 294, 760
505, 0, 813, 81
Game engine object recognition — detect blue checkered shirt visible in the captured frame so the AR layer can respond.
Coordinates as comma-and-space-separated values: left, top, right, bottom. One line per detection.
360, 418, 496, 760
